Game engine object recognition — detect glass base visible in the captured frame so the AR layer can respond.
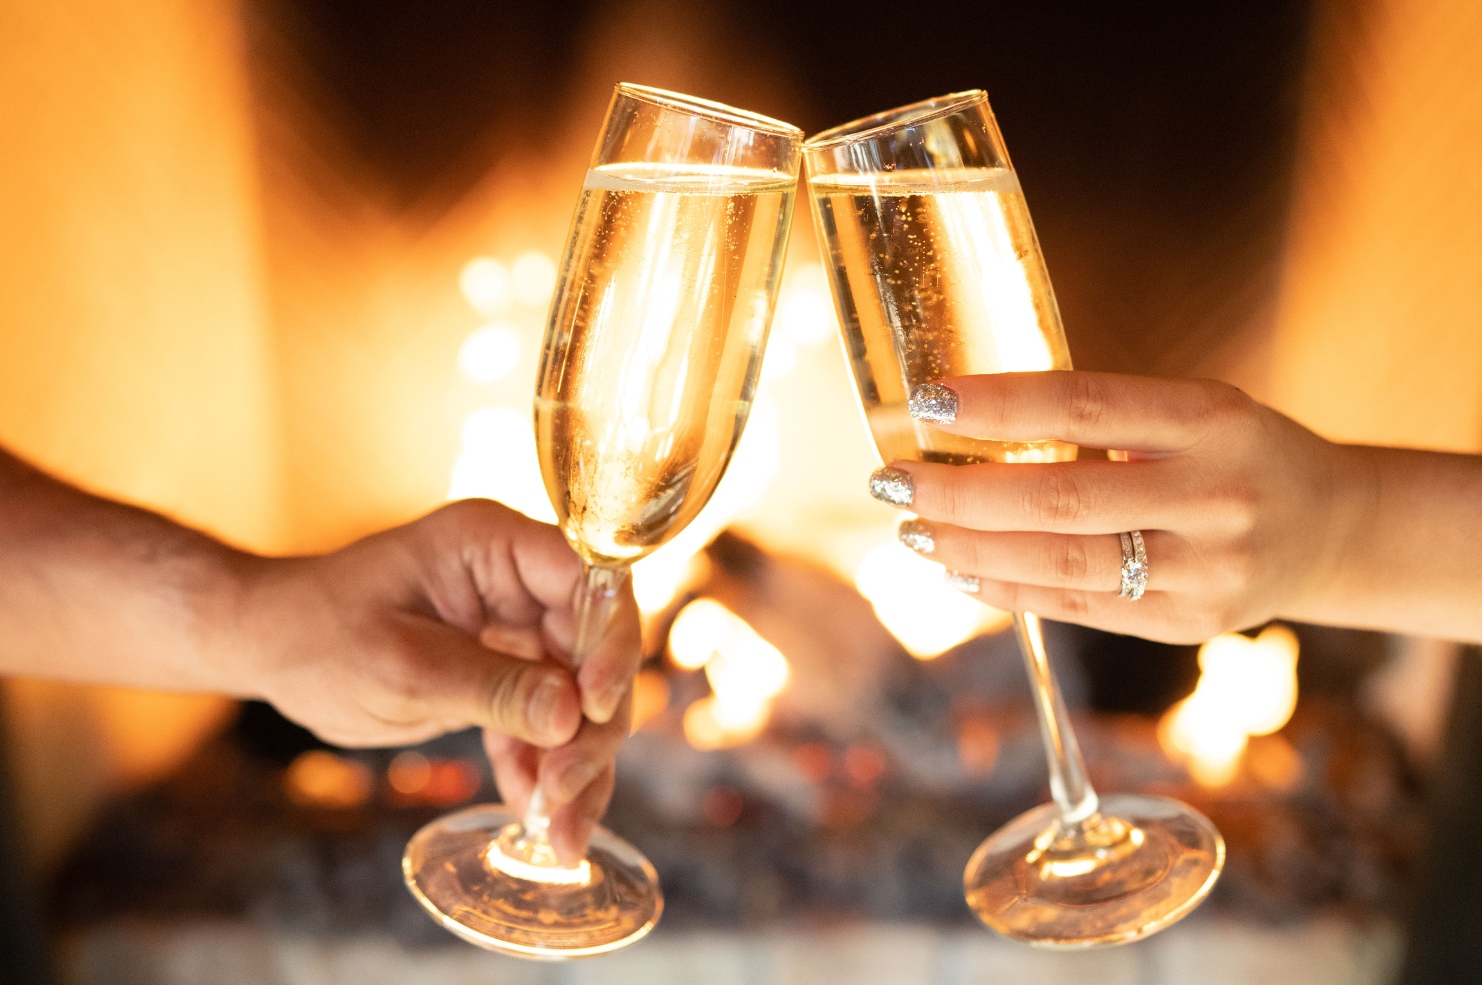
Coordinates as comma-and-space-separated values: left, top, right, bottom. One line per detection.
403, 804, 663, 960
964, 794, 1223, 948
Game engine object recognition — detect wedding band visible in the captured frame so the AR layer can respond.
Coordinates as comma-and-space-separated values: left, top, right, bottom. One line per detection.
1118, 531, 1148, 601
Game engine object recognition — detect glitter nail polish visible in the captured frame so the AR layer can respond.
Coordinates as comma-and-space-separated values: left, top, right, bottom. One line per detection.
868, 466, 914, 506
898, 519, 935, 554
944, 570, 980, 593
908, 382, 958, 424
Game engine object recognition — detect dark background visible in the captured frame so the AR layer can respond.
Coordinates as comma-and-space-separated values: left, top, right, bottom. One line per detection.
255, 0, 1316, 376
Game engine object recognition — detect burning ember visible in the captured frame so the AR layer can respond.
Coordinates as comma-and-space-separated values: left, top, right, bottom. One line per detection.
283, 750, 372, 810
1158, 625, 1301, 786
670, 598, 790, 749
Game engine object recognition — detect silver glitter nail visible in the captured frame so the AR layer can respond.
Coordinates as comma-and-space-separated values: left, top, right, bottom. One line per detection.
868, 466, 914, 506
898, 519, 935, 554
908, 382, 958, 424
944, 570, 980, 593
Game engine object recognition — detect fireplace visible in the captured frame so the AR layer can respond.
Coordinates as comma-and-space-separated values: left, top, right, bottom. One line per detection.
5, 0, 1482, 982
46, 539, 1426, 981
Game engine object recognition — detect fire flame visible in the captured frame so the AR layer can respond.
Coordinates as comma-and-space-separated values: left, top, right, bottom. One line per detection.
670, 598, 790, 750
1159, 625, 1300, 786
854, 542, 1012, 658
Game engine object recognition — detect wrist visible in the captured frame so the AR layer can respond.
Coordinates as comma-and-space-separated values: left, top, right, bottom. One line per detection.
1286, 440, 1381, 624
196, 549, 288, 700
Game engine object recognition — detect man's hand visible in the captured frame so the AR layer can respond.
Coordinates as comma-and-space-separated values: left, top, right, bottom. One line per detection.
0, 447, 642, 862
235, 499, 642, 862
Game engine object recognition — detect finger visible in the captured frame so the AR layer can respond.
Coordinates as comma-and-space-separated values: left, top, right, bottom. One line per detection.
501, 511, 585, 623
478, 621, 546, 661
574, 586, 642, 724
909, 371, 1234, 454
424, 499, 584, 636
877, 459, 1187, 534
548, 765, 615, 866
537, 688, 632, 807
484, 729, 538, 813
950, 577, 1214, 645
398, 615, 581, 747
900, 521, 1185, 592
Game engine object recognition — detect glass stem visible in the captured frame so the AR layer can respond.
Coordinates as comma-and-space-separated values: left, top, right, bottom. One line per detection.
569, 563, 631, 670
517, 563, 630, 849
1014, 611, 1099, 826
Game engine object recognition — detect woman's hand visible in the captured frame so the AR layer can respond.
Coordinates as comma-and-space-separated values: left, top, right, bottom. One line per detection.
236, 499, 641, 862
870, 371, 1376, 644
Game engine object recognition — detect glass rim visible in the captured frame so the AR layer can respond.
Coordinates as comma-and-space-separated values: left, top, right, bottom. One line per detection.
615, 83, 803, 139
803, 89, 989, 150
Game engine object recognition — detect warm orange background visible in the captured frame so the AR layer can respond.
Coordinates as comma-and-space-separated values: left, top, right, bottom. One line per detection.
2, 0, 1480, 874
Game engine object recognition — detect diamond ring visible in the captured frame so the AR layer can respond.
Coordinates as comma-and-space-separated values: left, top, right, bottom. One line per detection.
1118, 531, 1149, 601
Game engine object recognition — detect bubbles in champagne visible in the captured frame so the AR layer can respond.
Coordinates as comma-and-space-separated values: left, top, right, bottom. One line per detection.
810, 167, 1075, 465
536, 163, 796, 565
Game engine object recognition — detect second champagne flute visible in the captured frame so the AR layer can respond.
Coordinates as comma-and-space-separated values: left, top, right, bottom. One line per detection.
404, 83, 802, 959
804, 91, 1223, 947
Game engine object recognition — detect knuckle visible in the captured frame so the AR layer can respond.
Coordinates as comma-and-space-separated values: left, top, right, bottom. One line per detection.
1028, 471, 1087, 527
1216, 484, 1261, 537
961, 534, 993, 574
983, 378, 1014, 434
485, 665, 534, 733
934, 474, 969, 524
1194, 473, 1259, 538
1057, 590, 1091, 620
1048, 538, 1089, 584
1192, 379, 1253, 433
1064, 373, 1107, 432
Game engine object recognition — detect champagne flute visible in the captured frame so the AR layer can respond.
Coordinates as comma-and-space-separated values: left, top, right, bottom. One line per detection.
403, 84, 801, 959
803, 91, 1223, 947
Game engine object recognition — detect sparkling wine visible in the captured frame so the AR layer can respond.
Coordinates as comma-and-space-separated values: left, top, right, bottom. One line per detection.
810, 166, 1076, 465
536, 162, 795, 566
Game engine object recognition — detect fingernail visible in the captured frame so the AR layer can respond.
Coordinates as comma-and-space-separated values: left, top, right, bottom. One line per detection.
869, 466, 914, 506
558, 817, 598, 867
898, 519, 934, 554
555, 760, 600, 803
589, 680, 626, 724
909, 382, 958, 424
945, 570, 980, 593
528, 677, 570, 742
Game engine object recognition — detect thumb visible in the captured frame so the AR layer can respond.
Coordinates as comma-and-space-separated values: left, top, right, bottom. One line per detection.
403, 617, 582, 747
